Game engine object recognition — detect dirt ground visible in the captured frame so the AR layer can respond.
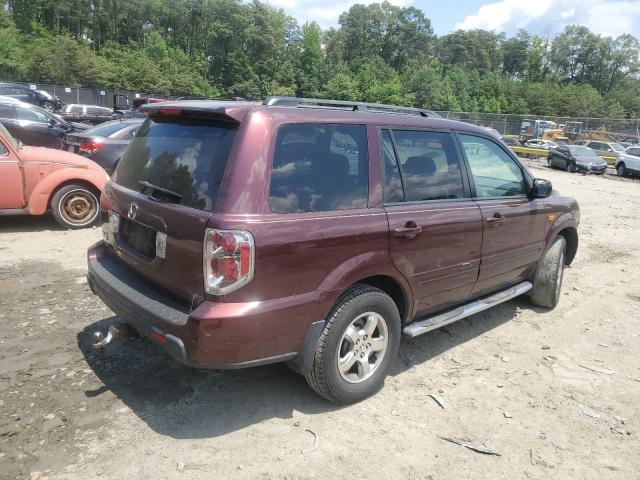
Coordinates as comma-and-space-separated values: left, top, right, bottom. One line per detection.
1, 165, 639, 480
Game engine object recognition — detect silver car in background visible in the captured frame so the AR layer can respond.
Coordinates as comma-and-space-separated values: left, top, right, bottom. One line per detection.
615, 146, 640, 177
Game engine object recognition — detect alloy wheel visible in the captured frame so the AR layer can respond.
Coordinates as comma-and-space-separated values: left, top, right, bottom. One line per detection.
336, 312, 389, 384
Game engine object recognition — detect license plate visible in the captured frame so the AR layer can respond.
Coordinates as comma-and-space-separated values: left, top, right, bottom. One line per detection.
120, 218, 157, 259
68, 145, 75, 153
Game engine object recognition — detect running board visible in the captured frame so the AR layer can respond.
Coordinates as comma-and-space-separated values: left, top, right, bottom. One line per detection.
402, 281, 533, 338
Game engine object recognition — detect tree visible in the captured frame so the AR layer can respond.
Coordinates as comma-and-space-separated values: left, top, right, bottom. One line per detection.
297, 22, 324, 97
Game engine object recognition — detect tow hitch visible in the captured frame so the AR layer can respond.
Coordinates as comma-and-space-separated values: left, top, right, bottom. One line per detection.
92, 322, 138, 351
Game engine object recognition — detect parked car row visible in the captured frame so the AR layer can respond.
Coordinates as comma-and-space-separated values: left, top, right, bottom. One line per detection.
0, 96, 142, 174
62, 119, 143, 175
0, 123, 108, 228
500, 133, 640, 179
0, 82, 62, 112
0, 96, 89, 148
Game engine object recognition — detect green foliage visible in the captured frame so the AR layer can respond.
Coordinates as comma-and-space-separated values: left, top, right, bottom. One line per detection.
1, 1, 640, 117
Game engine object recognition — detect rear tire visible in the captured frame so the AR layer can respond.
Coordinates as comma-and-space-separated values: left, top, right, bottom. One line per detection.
51, 184, 100, 229
305, 285, 401, 404
530, 236, 566, 309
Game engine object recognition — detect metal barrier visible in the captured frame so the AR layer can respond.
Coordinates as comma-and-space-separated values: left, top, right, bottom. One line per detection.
511, 146, 549, 157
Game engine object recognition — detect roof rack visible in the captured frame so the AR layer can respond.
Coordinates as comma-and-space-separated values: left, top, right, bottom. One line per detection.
263, 96, 440, 118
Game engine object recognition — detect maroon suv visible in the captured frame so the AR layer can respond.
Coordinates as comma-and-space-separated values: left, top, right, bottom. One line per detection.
87, 97, 579, 404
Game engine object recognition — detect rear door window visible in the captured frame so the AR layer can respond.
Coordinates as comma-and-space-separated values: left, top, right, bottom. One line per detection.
387, 130, 466, 202
115, 116, 237, 211
269, 124, 368, 213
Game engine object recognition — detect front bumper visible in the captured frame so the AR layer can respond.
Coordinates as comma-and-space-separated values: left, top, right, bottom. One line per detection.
86, 241, 324, 369
575, 163, 607, 173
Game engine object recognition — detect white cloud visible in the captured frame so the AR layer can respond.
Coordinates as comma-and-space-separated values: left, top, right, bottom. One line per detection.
455, 0, 553, 31
455, 0, 640, 38
267, 0, 407, 28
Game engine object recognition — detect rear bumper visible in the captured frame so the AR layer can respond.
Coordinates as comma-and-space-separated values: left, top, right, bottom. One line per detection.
87, 241, 327, 369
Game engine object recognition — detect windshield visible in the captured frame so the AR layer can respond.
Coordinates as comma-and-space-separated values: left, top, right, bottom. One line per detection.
546, 141, 558, 147
611, 143, 625, 152
115, 116, 237, 211
0, 123, 19, 150
85, 120, 131, 138
568, 146, 599, 157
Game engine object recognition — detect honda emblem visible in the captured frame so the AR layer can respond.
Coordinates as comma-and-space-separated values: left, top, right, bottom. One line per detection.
127, 203, 138, 220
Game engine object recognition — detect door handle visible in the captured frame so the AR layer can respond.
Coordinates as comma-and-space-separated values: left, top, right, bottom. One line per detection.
393, 222, 423, 238
486, 213, 505, 225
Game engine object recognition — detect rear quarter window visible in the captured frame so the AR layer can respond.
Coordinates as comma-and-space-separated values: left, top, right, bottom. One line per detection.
115, 116, 237, 211
269, 123, 368, 213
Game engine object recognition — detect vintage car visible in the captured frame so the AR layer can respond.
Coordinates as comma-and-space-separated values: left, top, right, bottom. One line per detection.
0, 123, 108, 229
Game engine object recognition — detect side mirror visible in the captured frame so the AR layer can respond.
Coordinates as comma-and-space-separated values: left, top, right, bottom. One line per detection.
48, 118, 57, 127
531, 178, 552, 198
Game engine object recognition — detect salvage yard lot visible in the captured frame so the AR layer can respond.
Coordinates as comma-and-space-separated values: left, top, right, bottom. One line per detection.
1, 166, 639, 480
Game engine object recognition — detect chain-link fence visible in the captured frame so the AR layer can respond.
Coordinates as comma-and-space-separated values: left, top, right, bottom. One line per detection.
10, 83, 640, 140
15, 83, 179, 109
435, 111, 640, 142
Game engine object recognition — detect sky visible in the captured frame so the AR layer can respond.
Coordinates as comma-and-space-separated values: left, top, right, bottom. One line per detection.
269, 0, 640, 38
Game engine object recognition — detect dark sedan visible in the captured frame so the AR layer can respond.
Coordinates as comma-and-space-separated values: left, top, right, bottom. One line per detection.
0, 99, 88, 148
62, 119, 143, 174
548, 145, 608, 174
0, 82, 62, 111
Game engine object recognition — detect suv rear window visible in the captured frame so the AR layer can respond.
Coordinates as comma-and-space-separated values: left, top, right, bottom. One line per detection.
269, 124, 368, 213
115, 116, 237, 211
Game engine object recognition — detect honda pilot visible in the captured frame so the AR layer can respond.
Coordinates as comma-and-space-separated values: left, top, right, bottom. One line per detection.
87, 97, 579, 404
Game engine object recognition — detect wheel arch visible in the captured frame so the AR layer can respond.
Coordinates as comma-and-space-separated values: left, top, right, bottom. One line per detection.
350, 275, 409, 323
26, 168, 106, 215
47, 179, 101, 210
557, 226, 578, 265
288, 272, 412, 376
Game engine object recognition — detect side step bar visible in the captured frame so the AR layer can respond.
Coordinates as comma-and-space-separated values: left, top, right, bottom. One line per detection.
403, 281, 533, 338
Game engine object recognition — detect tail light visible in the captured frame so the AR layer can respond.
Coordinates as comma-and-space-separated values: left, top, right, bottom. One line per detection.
79, 142, 105, 154
204, 228, 254, 295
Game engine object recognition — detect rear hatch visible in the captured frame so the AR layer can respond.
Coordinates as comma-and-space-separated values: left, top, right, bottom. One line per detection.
106, 109, 240, 306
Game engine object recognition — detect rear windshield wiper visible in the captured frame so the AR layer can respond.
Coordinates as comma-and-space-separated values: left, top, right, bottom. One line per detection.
138, 180, 184, 202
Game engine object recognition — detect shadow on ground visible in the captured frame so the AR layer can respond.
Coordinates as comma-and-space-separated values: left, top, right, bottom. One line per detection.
78, 298, 532, 439
0, 215, 63, 233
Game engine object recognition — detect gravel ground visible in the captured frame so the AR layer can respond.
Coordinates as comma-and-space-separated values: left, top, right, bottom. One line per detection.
1, 165, 639, 480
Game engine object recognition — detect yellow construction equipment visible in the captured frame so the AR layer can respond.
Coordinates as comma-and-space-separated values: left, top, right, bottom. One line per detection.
541, 129, 569, 144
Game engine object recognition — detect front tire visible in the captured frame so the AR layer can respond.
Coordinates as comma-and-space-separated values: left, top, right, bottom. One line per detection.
566, 162, 576, 173
51, 184, 100, 229
305, 285, 401, 404
530, 236, 566, 309
617, 163, 626, 177
42, 101, 55, 112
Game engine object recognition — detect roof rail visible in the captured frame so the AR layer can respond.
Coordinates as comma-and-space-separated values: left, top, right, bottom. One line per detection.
262, 96, 440, 118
